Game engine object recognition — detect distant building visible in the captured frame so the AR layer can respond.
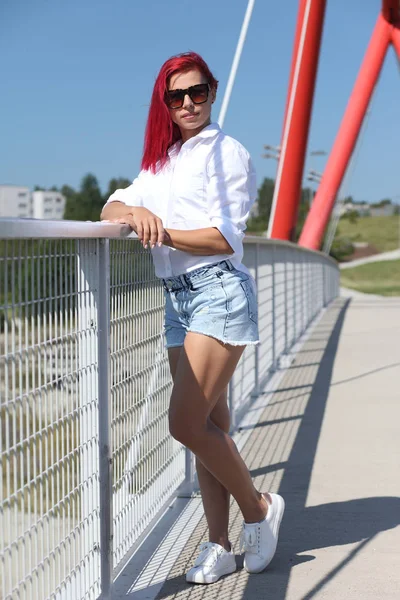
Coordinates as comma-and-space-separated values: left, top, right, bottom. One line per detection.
0, 185, 31, 218
369, 205, 396, 217
338, 202, 370, 217
0, 186, 65, 219
338, 201, 397, 218
31, 190, 65, 220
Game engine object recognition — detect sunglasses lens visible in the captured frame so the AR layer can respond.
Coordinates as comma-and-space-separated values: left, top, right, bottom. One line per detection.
190, 85, 209, 104
166, 91, 184, 109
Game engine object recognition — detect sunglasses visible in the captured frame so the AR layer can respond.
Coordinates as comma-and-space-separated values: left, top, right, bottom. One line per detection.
165, 83, 210, 109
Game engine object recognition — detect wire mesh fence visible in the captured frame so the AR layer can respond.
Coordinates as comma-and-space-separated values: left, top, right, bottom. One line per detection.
0, 238, 100, 600
0, 223, 339, 600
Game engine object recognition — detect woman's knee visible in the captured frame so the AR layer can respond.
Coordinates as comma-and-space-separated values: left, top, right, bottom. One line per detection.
209, 390, 230, 433
169, 392, 230, 443
169, 411, 230, 449
169, 410, 202, 446
209, 406, 230, 433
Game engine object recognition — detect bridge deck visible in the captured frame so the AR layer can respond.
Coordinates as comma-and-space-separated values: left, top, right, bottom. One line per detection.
115, 294, 400, 600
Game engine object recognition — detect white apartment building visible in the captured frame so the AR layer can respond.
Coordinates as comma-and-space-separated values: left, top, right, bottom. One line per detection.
0, 186, 66, 219
31, 190, 65, 220
0, 185, 31, 218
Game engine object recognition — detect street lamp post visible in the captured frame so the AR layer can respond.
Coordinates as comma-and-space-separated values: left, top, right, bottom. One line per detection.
307, 149, 326, 210
306, 170, 322, 207
261, 145, 327, 233
262, 144, 281, 162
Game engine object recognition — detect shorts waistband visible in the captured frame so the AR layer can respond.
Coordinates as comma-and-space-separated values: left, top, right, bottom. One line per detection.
162, 260, 234, 292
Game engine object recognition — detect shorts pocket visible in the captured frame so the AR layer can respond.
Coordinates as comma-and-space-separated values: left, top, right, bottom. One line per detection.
240, 279, 258, 325
233, 268, 250, 282
189, 270, 223, 292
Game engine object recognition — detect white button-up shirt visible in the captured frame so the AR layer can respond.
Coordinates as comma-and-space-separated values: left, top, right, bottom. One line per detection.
106, 123, 257, 279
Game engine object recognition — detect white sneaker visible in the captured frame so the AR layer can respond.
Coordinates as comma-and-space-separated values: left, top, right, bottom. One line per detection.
186, 542, 237, 584
240, 493, 285, 574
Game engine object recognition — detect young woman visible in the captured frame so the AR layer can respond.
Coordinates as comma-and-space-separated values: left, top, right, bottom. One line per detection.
101, 51, 284, 585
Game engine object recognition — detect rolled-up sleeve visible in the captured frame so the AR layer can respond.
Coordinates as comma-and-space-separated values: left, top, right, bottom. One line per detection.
105, 170, 146, 207
206, 141, 257, 256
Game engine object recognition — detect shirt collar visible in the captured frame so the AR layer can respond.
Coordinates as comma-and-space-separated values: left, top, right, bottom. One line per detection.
167, 123, 221, 159
167, 141, 182, 159
182, 123, 221, 150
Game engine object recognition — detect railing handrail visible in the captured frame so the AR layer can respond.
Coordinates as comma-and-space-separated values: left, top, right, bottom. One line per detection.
0, 218, 338, 267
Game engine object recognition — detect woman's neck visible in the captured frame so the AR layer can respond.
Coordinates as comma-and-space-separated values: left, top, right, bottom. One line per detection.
180, 118, 211, 143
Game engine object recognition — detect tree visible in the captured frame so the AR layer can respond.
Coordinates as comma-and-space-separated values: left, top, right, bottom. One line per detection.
247, 178, 313, 238
329, 236, 354, 261
257, 177, 275, 223
105, 178, 132, 199
62, 185, 80, 221
79, 173, 104, 221
294, 188, 311, 241
246, 177, 275, 233
61, 175, 132, 221
62, 174, 103, 221
341, 209, 359, 223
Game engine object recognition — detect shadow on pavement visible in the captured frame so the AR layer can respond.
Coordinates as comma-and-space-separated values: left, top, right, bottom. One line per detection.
126, 298, 400, 600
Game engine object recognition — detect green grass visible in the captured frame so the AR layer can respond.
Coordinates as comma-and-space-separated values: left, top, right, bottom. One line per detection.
341, 260, 400, 296
336, 215, 400, 253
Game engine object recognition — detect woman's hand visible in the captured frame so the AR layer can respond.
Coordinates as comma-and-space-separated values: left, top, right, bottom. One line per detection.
107, 207, 166, 249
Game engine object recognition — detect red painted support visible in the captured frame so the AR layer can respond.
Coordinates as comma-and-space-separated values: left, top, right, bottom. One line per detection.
268, 0, 327, 241
282, 0, 307, 128
392, 26, 400, 55
391, 0, 400, 60
299, 13, 392, 250
382, 0, 400, 24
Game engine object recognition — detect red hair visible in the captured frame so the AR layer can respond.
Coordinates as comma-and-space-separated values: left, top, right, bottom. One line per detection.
141, 52, 219, 173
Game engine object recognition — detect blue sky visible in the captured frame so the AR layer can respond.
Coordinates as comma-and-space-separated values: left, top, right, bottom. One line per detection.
1, 0, 399, 203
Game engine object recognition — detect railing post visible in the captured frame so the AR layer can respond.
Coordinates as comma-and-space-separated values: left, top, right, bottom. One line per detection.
77, 240, 101, 598
98, 239, 113, 599
229, 377, 236, 430
272, 245, 276, 370
323, 262, 329, 307
181, 448, 196, 496
293, 248, 297, 342
308, 256, 311, 325
284, 247, 288, 354
299, 253, 306, 337
254, 242, 260, 394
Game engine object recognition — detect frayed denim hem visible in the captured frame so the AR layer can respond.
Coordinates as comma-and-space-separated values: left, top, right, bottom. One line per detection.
187, 329, 260, 347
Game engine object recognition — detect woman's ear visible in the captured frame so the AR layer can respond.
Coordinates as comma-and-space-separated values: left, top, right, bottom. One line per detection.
211, 87, 217, 104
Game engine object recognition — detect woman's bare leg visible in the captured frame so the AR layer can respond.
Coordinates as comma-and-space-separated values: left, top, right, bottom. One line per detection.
169, 333, 268, 524
168, 348, 231, 550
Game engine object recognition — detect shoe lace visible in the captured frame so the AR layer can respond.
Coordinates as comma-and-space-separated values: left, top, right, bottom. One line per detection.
194, 542, 219, 567
240, 525, 259, 555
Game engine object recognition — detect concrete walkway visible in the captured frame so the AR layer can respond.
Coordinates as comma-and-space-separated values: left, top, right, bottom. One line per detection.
340, 248, 400, 269
116, 295, 400, 600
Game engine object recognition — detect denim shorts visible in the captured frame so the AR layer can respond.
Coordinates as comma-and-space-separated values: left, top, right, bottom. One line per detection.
163, 260, 259, 349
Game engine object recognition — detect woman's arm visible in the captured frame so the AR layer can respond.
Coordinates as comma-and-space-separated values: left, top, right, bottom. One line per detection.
163, 227, 233, 255
100, 201, 135, 221
102, 207, 166, 248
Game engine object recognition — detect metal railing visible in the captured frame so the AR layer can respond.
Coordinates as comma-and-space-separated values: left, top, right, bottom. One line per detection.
0, 219, 339, 599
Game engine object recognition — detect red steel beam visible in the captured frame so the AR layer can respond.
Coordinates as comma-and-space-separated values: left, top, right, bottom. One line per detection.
392, 26, 400, 56
299, 13, 392, 250
268, 0, 327, 241
382, 0, 400, 24
281, 0, 308, 128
